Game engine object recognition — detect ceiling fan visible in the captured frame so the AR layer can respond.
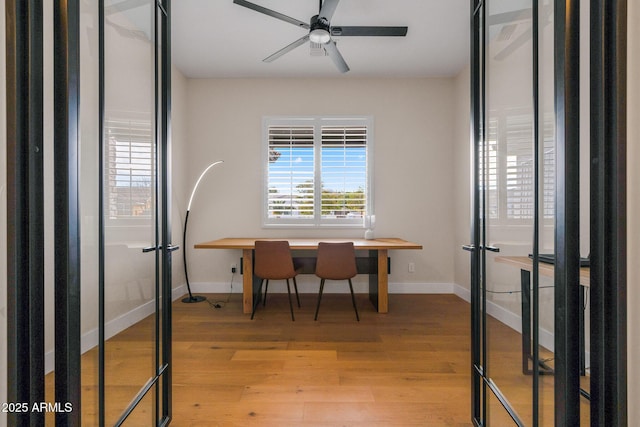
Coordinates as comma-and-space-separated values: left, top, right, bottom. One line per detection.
233, 0, 408, 73
489, 5, 552, 60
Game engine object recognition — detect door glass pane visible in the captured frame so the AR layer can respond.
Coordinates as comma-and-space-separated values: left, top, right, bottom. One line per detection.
537, 0, 556, 424
80, 0, 101, 424
487, 386, 520, 425
121, 384, 156, 426
103, 0, 157, 423
484, 0, 535, 424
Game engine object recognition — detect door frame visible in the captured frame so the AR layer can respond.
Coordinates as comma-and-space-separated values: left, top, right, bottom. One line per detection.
5, 1, 47, 425
589, 0, 628, 424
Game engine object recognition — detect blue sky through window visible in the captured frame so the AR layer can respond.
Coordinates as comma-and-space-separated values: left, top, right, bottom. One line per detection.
269, 146, 366, 195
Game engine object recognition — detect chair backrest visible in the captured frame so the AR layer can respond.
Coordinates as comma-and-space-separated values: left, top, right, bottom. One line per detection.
315, 242, 357, 280
254, 240, 297, 280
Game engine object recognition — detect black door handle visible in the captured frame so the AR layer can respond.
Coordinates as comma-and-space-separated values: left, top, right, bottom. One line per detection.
461, 244, 500, 253
143, 245, 180, 253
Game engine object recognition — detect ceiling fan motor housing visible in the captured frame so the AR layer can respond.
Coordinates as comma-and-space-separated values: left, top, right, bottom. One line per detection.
309, 14, 331, 44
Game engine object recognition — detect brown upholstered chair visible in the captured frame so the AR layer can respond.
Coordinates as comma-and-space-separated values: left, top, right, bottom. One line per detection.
251, 240, 300, 321
314, 242, 360, 321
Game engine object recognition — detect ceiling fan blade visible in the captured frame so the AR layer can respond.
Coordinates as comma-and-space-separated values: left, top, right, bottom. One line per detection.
319, 0, 340, 21
323, 40, 349, 73
331, 26, 408, 37
105, 0, 148, 15
233, 0, 310, 29
488, 9, 532, 26
494, 29, 530, 60
105, 19, 149, 41
263, 34, 310, 63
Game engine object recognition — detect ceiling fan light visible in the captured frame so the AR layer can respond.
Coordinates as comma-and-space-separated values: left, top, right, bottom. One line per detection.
309, 28, 331, 44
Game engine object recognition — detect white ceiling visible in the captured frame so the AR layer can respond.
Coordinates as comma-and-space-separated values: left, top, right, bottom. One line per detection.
171, 0, 471, 79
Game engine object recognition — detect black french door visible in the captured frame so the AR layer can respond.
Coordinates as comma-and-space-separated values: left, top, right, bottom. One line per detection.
99, 0, 173, 424
5, 1, 173, 425
468, 0, 627, 425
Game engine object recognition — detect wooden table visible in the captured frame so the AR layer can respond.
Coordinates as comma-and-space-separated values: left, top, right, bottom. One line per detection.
495, 256, 590, 287
495, 256, 589, 378
195, 238, 423, 314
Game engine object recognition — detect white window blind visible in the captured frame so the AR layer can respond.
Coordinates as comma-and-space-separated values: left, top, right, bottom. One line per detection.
505, 114, 534, 219
264, 117, 372, 227
485, 119, 499, 219
321, 126, 367, 219
485, 112, 555, 222
106, 117, 155, 219
266, 125, 315, 219
542, 113, 555, 219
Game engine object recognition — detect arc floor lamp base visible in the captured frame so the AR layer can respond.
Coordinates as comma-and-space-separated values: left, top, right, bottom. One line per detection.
182, 295, 207, 303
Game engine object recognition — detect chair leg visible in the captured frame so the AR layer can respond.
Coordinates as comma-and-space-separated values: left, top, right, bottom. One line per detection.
285, 279, 295, 321
263, 279, 269, 306
348, 279, 360, 321
293, 276, 301, 307
251, 279, 265, 320
314, 278, 326, 321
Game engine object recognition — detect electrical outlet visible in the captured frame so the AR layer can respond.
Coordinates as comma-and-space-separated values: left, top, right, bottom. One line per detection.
408, 262, 415, 273
231, 263, 237, 274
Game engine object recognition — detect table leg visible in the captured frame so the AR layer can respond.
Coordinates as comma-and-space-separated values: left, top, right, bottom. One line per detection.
368, 250, 388, 313
378, 249, 389, 313
521, 268, 554, 375
368, 250, 378, 311
579, 285, 586, 376
521, 269, 532, 375
242, 249, 253, 314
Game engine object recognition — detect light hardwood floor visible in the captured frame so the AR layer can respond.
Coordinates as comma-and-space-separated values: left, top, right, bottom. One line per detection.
46, 292, 590, 425
171, 293, 472, 426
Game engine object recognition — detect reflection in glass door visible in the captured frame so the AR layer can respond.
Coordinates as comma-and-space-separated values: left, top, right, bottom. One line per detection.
484, 1, 535, 423
470, 0, 628, 425
100, 0, 172, 424
469, 0, 576, 425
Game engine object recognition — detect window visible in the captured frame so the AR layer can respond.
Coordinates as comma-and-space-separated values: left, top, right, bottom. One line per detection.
263, 116, 372, 227
105, 116, 155, 220
484, 111, 555, 222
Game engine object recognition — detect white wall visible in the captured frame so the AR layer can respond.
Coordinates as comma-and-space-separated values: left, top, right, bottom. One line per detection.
628, 0, 639, 420
182, 77, 457, 294
171, 65, 189, 289
452, 65, 471, 294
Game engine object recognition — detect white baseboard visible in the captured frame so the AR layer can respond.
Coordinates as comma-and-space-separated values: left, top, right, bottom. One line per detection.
45, 287, 186, 374
453, 283, 471, 302
187, 280, 455, 295
454, 284, 555, 353
391, 282, 454, 293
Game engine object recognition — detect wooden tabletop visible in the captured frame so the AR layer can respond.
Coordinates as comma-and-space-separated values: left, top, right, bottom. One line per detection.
495, 256, 590, 287
195, 237, 423, 251
197, 237, 422, 315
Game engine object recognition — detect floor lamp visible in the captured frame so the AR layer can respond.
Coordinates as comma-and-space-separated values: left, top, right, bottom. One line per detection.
182, 160, 224, 303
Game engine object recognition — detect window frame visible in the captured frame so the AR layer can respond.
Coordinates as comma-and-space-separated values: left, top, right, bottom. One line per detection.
262, 116, 374, 228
